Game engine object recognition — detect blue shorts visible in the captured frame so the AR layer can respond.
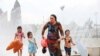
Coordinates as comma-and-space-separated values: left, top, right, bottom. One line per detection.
64, 47, 71, 56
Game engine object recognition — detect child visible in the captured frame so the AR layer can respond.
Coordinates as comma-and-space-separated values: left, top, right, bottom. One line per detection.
27, 32, 38, 56
64, 29, 75, 56
15, 26, 25, 56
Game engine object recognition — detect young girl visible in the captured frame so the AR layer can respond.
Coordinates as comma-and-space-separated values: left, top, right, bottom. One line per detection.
27, 32, 38, 56
15, 26, 25, 56
64, 29, 75, 56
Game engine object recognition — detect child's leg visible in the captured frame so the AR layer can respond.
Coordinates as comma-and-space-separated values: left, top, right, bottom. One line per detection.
29, 53, 32, 56
67, 48, 71, 56
65, 52, 70, 56
19, 49, 22, 56
18, 51, 20, 56
65, 51, 69, 56
64, 47, 68, 56
33, 53, 35, 56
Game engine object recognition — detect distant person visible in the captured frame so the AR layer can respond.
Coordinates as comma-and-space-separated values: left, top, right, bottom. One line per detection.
42, 14, 64, 56
64, 29, 75, 56
27, 32, 38, 56
15, 26, 25, 56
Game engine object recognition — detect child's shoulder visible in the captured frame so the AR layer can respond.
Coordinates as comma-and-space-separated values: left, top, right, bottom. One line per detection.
15, 32, 18, 34
15, 32, 18, 35
29, 37, 35, 40
65, 36, 71, 39
15, 32, 24, 35
33, 37, 36, 40
69, 36, 72, 39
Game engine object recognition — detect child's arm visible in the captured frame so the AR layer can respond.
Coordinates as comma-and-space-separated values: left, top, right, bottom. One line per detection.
34, 38, 38, 49
71, 37, 75, 45
22, 33, 25, 38
14, 33, 17, 39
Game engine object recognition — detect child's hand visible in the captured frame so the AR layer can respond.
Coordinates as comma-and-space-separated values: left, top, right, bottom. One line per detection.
57, 38, 62, 42
57, 36, 64, 42
57, 39, 60, 42
61, 36, 64, 40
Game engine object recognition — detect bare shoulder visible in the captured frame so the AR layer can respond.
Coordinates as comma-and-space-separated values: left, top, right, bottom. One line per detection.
69, 36, 72, 39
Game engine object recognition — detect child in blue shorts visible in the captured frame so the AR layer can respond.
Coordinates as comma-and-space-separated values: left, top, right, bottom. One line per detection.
64, 30, 75, 56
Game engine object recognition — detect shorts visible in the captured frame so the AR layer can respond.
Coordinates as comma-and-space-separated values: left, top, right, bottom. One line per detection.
64, 47, 71, 56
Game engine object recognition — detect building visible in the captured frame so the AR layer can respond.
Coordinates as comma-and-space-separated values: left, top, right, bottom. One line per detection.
10, 0, 22, 26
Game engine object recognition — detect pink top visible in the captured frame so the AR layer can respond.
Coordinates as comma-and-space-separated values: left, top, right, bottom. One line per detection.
15, 32, 24, 41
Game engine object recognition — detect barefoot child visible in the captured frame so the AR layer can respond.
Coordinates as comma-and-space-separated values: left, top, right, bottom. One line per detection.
15, 26, 25, 56
27, 32, 38, 56
64, 29, 75, 56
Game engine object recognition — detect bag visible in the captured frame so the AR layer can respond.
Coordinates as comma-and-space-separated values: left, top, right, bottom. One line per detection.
41, 38, 48, 48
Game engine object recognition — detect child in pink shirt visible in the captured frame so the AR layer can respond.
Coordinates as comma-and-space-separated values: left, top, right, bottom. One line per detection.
15, 26, 25, 56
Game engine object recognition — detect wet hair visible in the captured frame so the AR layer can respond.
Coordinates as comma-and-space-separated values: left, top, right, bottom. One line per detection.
50, 14, 57, 21
17, 26, 22, 29
65, 29, 70, 34
27, 31, 32, 38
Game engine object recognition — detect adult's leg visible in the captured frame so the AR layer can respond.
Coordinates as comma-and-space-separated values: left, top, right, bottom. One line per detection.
47, 39, 62, 56
54, 42, 62, 56
48, 43, 54, 56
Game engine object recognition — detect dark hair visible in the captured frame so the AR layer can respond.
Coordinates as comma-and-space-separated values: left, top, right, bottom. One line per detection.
65, 29, 70, 34
51, 14, 57, 21
27, 31, 32, 38
17, 26, 22, 29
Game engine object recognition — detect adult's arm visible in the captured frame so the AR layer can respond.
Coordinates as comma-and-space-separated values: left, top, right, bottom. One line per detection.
58, 22, 64, 36
58, 22, 64, 41
41, 22, 48, 38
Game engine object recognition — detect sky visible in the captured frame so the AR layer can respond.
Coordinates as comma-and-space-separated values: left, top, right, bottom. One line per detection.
0, 0, 100, 26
